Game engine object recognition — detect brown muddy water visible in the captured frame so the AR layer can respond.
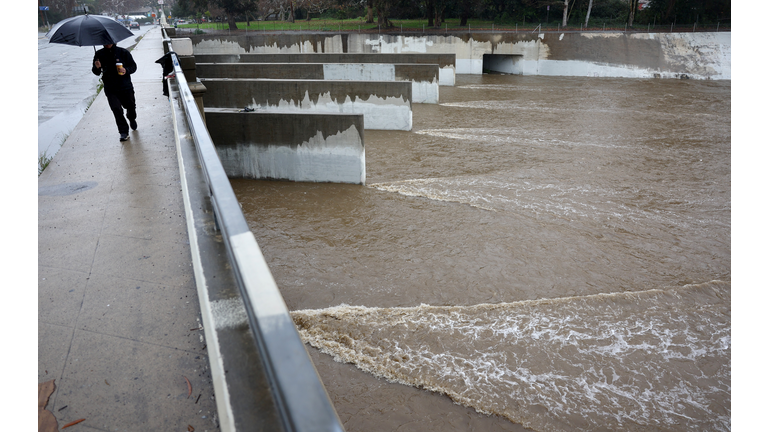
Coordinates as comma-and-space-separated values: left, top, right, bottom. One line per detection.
231, 74, 731, 431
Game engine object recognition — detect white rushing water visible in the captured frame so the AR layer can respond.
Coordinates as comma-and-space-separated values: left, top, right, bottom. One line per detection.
293, 281, 730, 431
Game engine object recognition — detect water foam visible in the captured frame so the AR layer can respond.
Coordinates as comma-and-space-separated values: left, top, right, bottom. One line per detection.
292, 281, 730, 431
369, 169, 729, 242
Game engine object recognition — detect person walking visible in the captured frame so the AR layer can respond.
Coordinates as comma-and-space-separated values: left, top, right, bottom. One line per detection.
92, 43, 138, 141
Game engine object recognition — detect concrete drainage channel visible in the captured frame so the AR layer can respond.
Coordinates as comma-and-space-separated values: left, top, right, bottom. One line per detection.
164, 31, 346, 432
161, 25, 730, 431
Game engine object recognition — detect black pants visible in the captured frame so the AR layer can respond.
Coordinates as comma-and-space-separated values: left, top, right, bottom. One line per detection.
106, 88, 136, 134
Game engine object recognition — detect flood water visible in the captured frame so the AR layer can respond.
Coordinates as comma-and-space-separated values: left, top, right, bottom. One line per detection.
231, 74, 731, 431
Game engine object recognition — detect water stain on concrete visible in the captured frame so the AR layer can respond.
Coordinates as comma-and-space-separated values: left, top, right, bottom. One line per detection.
38, 181, 98, 196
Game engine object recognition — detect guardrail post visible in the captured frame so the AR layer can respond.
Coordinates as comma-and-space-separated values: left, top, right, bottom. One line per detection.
178, 56, 197, 81
188, 82, 207, 125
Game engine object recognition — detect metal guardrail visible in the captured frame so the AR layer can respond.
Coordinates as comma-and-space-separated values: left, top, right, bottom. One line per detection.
163, 32, 345, 432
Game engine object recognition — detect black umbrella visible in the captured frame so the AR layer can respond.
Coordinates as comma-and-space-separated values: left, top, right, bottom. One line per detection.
46, 14, 134, 48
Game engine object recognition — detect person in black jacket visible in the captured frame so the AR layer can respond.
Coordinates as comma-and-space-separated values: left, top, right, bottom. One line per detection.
92, 43, 138, 142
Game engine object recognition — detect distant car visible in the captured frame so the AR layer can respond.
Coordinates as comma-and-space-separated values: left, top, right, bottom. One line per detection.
129, 21, 140, 30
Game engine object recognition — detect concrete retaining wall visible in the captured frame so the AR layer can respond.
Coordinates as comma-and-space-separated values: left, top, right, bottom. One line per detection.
469, 32, 731, 79
196, 62, 439, 104
200, 78, 412, 130
186, 32, 730, 80
194, 52, 456, 86
205, 111, 365, 184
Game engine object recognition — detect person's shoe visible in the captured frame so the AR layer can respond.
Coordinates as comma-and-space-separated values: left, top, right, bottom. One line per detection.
120, 133, 129, 142
130, 119, 138, 130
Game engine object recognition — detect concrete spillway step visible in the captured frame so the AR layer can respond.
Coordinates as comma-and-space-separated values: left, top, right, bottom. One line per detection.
194, 52, 457, 86
196, 62, 439, 104
205, 109, 366, 185
201, 78, 412, 131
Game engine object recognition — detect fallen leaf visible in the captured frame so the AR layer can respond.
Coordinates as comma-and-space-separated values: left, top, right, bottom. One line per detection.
105, 379, 110, 385
38, 380, 55, 409
184, 376, 192, 398
39, 409, 58, 432
62, 418, 85, 429
188, 425, 195, 431
38, 380, 58, 432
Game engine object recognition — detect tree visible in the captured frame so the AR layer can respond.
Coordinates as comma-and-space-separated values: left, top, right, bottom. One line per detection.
664, 0, 676, 21
373, 0, 393, 27
645, 0, 730, 24
192, 0, 258, 29
356, 0, 395, 27
433, 0, 449, 28
458, 0, 485, 26
424, 0, 434, 26
298, 0, 336, 21
584, 0, 593, 27
482, 0, 507, 20
628, 0, 637, 26
366, 0, 374, 23
258, 0, 292, 21
100, 0, 147, 15
287, 0, 295, 21
173, 0, 200, 18
562, 0, 568, 26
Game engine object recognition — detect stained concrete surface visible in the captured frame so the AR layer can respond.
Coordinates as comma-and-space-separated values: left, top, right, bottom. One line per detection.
38, 27, 221, 431
188, 32, 729, 79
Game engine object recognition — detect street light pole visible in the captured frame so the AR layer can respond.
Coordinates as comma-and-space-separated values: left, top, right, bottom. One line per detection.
38, 0, 50, 29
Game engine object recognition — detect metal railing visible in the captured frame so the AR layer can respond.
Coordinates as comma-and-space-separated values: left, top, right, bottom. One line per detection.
163, 31, 345, 432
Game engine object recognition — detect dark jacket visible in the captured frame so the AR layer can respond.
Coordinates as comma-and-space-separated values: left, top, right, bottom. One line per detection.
155, 51, 176, 97
92, 45, 137, 93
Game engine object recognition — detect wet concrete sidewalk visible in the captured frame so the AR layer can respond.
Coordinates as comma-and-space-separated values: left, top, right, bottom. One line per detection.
38, 27, 220, 432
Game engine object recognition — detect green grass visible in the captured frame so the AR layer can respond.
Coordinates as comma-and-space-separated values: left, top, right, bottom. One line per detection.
176, 17, 728, 33
177, 17, 555, 33
38, 151, 54, 176
38, 130, 73, 176
180, 17, 482, 32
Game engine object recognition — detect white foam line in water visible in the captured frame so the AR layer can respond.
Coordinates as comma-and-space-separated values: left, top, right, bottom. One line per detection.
292, 281, 730, 431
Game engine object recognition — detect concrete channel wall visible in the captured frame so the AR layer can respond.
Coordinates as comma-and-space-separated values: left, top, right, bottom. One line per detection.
196, 62, 439, 104
185, 31, 730, 80
200, 78, 413, 130
194, 52, 457, 86
205, 111, 366, 184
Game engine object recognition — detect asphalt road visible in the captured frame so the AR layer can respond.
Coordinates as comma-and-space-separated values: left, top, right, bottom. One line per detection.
37, 23, 153, 160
